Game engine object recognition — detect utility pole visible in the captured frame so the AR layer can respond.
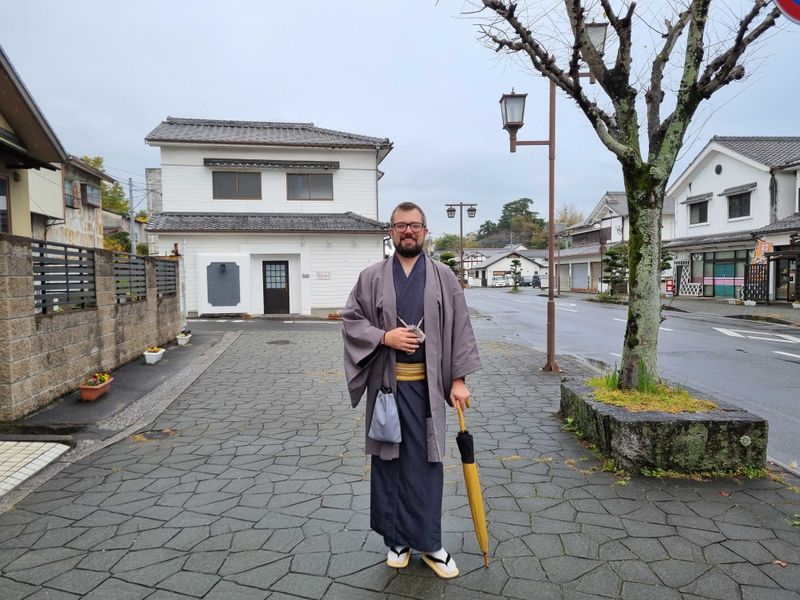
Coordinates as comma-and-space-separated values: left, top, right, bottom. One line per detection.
128, 178, 136, 252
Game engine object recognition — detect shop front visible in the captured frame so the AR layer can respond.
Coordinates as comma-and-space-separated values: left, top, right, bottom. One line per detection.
689, 249, 753, 298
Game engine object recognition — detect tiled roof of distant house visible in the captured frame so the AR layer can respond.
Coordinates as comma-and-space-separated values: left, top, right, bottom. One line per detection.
147, 212, 387, 234
754, 212, 800, 235
146, 117, 393, 161
664, 231, 754, 249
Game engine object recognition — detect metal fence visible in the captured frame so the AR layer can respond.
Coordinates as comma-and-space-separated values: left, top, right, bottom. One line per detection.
155, 259, 178, 297
32, 239, 96, 313
113, 253, 147, 303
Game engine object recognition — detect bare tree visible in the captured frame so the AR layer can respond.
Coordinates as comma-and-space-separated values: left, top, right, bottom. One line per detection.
556, 203, 585, 226
479, 0, 782, 388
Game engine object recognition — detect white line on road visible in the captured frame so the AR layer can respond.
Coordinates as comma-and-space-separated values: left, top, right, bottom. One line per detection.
610, 352, 622, 357
613, 318, 626, 323
556, 306, 578, 312
283, 321, 340, 325
773, 351, 800, 360
660, 327, 674, 332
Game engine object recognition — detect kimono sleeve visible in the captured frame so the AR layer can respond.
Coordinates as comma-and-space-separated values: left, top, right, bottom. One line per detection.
450, 278, 482, 381
342, 270, 385, 407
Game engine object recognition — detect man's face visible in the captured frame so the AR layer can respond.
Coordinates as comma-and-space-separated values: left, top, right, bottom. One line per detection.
390, 209, 427, 258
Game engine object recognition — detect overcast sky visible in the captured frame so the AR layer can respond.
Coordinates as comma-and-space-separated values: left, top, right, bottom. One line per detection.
1, 1, 796, 238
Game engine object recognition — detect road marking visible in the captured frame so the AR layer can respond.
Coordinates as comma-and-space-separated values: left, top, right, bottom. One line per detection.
556, 306, 578, 312
283, 321, 340, 325
660, 327, 674, 332
773, 351, 800, 360
511, 299, 531, 304
609, 352, 622, 357
714, 327, 800, 344
613, 318, 626, 323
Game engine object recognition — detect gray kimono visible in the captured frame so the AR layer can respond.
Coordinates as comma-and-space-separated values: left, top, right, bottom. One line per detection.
342, 254, 482, 462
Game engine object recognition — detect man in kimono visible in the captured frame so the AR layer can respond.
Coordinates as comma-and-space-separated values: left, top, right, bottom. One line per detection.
342, 201, 481, 579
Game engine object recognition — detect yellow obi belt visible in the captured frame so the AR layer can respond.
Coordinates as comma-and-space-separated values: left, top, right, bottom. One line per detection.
396, 362, 426, 382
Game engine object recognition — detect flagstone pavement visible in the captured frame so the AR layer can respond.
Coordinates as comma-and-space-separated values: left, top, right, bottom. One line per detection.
1, 329, 799, 599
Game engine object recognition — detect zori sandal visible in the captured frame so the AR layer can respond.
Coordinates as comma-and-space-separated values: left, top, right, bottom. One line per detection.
387, 546, 411, 569
421, 550, 459, 578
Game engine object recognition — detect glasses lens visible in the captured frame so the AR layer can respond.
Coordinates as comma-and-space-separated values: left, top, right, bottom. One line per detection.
392, 222, 424, 232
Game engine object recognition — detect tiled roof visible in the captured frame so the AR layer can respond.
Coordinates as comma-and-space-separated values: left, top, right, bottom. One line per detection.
712, 136, 800, 168
604, 191, 628, 216
718, 182, 757, 196
754, 212, 800, 235
146, 117, 392, 152
203, 158, 339, 170
146, 212, 387, 233
681, 192, 713, 205
664, 230, 754, 249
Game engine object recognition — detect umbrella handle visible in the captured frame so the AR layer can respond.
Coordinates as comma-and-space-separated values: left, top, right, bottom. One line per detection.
455, 403, 466, 433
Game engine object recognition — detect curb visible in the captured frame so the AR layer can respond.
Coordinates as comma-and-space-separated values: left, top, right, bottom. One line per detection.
0, 331, 241, 514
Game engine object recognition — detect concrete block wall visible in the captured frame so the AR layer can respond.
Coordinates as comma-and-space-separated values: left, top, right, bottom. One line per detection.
0, 234, 182, 420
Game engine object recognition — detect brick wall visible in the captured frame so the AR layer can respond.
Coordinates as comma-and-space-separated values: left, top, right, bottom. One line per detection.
0, 234, 182, 420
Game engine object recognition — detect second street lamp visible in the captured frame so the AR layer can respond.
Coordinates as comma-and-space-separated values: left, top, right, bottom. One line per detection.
446, 203, 477, 287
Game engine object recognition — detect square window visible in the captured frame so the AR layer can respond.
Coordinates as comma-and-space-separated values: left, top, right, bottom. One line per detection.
689, 201, 708, 224
728, 192, 750, 219
287, 173, 333, 201
212, 171, 261, 199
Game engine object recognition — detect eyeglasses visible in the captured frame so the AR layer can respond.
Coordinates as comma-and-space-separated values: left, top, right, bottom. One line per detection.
390, 222, 425, 233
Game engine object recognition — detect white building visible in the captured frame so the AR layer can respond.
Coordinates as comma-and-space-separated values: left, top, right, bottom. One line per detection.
469, 248, 547, 287
145, 117, 392, 317
665, 136, 800, 300
557, 191, 674, 292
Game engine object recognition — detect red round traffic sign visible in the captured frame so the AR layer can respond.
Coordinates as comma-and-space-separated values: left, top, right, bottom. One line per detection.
776, 0, 800, 24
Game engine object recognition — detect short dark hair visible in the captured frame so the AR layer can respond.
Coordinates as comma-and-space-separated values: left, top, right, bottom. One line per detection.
390, 202, 427, 227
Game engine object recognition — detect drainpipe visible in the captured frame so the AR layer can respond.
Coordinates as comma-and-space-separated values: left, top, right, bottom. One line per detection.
769, 169, 778, 224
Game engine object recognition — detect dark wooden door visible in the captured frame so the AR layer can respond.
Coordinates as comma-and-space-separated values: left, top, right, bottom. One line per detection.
263, 261, 289, 314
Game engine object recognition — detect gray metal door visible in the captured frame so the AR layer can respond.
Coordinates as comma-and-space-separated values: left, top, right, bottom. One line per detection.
263, 261, 289, 314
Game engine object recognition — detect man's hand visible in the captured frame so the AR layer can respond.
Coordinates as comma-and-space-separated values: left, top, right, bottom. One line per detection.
450, 378, 470, 411
383, 327, 420, 353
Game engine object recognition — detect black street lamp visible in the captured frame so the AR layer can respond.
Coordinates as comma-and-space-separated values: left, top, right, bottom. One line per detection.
446, 203, 477, 287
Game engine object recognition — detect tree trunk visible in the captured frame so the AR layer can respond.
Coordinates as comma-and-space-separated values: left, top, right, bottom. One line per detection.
619, 166, 666, 389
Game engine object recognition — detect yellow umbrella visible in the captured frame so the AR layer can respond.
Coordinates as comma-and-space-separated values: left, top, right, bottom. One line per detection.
455, 401, 490, 567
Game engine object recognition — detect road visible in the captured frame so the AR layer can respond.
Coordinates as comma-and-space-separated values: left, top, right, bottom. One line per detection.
464, 287, 800, 470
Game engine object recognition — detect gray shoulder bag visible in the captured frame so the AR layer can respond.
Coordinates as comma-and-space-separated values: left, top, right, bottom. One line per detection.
367, 351, 402, 443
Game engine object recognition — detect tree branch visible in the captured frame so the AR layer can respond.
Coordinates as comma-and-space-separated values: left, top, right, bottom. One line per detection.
646, 9, 691, 140
697, 3, 780, 98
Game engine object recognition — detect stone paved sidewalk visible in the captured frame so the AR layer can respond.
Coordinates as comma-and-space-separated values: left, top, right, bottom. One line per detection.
1, 329, 799, 599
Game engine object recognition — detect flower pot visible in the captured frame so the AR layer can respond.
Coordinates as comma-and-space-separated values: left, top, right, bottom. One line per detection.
144, 349, 165, 364
79, 377, 113, 402
792, 303, 800, 309
176, 334, 192, 346
743, 300, 757, 306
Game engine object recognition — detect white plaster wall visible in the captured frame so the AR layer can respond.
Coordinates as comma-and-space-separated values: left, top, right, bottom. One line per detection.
158, 145, 379, 218
484, 256, 547, 279
157, 232, 384, 316
670, 151, 771, 238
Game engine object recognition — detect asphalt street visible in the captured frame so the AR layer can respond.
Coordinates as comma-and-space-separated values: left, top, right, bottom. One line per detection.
463, 287, 800, 471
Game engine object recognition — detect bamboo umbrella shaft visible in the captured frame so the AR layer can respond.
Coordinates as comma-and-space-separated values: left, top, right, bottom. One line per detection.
456, 403, 466, 433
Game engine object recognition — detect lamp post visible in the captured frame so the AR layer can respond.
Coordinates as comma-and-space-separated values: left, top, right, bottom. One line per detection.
446, 203, 477, 287
498, 21, 607, 372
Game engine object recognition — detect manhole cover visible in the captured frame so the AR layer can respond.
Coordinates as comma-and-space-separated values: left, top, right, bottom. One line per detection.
132, 429, 175, 441
267, 340, 291, 345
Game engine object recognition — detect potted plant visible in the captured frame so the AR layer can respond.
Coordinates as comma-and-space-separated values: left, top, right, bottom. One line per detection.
79, 372, 113, 402
792, 301, 800, 309
144, 345, 165, 364
176, 330, 192, 346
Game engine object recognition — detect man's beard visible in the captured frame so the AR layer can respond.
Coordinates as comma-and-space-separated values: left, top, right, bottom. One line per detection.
395, 237, 424, 258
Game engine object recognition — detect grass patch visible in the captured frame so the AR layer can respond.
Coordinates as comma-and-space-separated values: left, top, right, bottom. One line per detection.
587, 363, 717, 414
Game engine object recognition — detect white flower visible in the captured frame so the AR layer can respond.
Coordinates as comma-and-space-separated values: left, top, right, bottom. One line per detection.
739, 435, 751, 447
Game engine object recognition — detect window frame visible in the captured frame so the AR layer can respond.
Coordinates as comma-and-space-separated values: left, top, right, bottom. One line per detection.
64, 179, 80, 209
81, 182, 102, 208
727, 192, 751, 220
689, 200, 709, 225
0, 176, 10, 234
286, 173, 334, 201
212, 171, 262, 200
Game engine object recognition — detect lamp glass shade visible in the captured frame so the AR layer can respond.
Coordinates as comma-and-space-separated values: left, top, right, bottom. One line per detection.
586, 22, 608, 54
467, 206, 477, 218
499, 92, 526, 127
447, 206, 456, 219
